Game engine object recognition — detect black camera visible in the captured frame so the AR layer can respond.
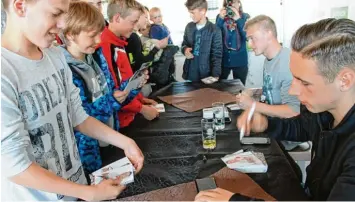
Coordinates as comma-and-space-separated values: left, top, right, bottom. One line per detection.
225, 0, 235, 18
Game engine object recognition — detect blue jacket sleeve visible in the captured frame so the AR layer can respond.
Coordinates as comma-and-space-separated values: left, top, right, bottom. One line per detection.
266, 108, 313, 142
236, 15, 247, 41
150, 25, 164, 40
216, 15, 225, 29
72, 73, 121, 123
181, 24, 190, 55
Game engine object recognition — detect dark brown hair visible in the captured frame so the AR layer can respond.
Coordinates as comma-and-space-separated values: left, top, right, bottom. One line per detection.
185, 0, 208, 11
291, 18, 355, 82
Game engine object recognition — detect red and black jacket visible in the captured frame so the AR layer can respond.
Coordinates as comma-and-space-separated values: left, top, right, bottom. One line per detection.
99, 27, 144, 128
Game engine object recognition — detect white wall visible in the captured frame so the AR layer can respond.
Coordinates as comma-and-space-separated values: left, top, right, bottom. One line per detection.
282, 0, 320, 47
317, 0, 355, 20
137, 0, 191, 47
282, 0, 355, 48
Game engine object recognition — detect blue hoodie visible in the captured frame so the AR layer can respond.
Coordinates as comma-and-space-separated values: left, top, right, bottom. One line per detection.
216, 13, 248, 68
60, 46, 140, 174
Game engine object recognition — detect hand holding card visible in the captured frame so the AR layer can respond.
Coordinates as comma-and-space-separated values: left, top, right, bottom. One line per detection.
124, 62, 151, 93
90, 157, 135, 186
153, 104, 165, 112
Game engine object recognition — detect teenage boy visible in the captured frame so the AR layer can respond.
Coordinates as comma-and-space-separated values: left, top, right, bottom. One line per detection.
1, 0, 143, 200
100, 0, 159, 127
60, 1, 147, 175
197, 18, 355, 201
236, 15, 299, 118
181, 0, 223, 82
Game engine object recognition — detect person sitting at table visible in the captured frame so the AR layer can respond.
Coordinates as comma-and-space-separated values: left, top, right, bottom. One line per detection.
236, 15, 302, 151
236, 15, 299, 118
196, 18, 355, 201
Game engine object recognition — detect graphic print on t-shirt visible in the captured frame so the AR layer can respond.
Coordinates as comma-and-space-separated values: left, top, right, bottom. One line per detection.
18, 68, 84, 200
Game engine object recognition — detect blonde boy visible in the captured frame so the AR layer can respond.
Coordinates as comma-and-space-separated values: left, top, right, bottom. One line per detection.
149, 7, 173, 44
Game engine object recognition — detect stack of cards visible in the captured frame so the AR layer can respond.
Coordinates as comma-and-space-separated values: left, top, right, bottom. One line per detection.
221, 150, 268, 173
201, 77, 218, 84
90, 157, 135, 185
153, 103, 165, 112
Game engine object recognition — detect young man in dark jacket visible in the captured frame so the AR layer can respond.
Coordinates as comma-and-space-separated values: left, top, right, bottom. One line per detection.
195, 18, 355, 201
182, 0, 223, 82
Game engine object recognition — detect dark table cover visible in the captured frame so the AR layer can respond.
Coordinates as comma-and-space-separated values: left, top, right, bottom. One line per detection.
101, 80, 308, 200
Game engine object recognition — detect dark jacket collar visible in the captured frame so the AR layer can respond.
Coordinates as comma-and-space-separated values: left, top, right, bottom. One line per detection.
318, 104, 355, 136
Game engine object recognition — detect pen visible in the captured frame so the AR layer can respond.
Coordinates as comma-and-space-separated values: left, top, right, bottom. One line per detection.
239, 101, 256, 140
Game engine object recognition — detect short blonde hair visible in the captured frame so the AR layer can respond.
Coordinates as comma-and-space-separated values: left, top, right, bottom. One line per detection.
107, 0, 144, 22
245, 15, 277, 38
149, 7, 161, 16
63, 1, 105, 37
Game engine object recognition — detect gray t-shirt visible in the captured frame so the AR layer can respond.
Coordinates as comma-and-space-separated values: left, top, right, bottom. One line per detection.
262, 47, 300, 113
1, 47, 88, 201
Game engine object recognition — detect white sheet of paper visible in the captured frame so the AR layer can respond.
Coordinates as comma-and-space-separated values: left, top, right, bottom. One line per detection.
153, 103, 165, 112
90, 157, 135, 185
221, 151, 268, 173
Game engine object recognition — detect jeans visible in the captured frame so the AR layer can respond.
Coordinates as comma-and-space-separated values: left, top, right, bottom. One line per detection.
220, 66, 248, 85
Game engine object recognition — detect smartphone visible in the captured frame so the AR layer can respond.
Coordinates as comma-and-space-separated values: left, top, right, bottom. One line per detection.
195, 177, 217, 192
240, 137, 271, 145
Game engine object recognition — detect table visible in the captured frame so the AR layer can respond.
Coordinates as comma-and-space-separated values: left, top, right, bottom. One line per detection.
101, 80, 308, 200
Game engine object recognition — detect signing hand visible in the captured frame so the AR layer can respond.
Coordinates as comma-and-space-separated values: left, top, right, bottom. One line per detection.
236, 109, 268, 136
236, 93, 253, 109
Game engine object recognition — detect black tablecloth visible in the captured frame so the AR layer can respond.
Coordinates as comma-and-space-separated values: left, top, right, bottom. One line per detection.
101, 80, 308, 200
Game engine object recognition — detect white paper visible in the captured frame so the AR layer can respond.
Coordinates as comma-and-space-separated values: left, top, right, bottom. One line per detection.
90, 157, 135, 185
153, 103, 165, 112
221, 151, 268, 173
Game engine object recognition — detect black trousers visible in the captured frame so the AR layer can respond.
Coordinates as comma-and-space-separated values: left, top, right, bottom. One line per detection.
220, 66, 248, 85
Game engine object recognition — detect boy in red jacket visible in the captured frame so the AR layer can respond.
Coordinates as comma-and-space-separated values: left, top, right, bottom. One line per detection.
100, 0, 159, 128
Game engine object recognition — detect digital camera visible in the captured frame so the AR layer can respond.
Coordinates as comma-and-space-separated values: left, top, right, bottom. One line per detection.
225, 0, 235, 18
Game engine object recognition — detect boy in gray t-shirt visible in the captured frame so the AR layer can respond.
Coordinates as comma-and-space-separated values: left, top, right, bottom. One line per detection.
1, 0, 144, 200
237, 15, 300, 118
262, 47, 300, 113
